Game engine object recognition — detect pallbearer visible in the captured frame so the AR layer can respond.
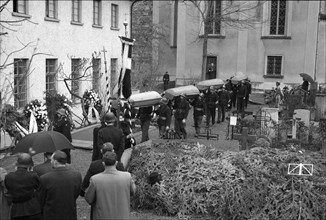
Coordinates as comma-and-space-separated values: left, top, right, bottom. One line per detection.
190, 93, 205, 137
155, 97, 172, 138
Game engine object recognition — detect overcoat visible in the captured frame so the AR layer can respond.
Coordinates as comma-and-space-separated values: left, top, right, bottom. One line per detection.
33, 159, 53, 177
4, 168, 41, 218
40, 166, 82, 220
98, 125, 125, 161
85, 167, 133, 220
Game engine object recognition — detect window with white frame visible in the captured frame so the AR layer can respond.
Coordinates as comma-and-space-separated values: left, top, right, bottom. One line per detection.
93, 0, 102, 26
46, 59, 57, 95
270, 0, 286, 35
71, 59, 81, 102
46, 0, 58, 19
14, 59, 28, 108
266, 56, 282, 76
13, 0, 28, 14
205, 0, 222, 35
262, 0, 292, 37
72, 0, 81, 23
92, 58, 101, 93
111, 4, 119, 28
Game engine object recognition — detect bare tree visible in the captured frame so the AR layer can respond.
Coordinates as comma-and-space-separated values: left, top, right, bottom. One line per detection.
56, 52, 102, 126
185, 0, 266, 80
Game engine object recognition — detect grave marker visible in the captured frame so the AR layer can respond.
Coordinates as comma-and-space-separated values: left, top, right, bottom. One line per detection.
233, 127, 257, 150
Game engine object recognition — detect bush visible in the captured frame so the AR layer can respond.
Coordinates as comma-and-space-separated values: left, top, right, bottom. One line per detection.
129, 142, 326, 219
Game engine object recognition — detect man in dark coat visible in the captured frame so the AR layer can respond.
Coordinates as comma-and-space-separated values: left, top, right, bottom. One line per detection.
204, 86, 218, 127
91, 119, 106, 161
33, 152, 53, 177
155, 97, 172, 138
5, 153, 42, 220
163, 72, 170, 90
80, 143, 124, 197
173, 93, 190, 139
98, 112, 125, 161
237, 80, 247, 118
217, 86, 230, 123
244, 79, 251, 108
231, 82, 238, 108
190, 93, 206, 137
137, 106, 153, 143
40, 150, 82, 220
53, 108, 72, 164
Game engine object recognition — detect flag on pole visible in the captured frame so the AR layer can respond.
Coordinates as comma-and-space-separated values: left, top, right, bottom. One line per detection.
112, 36, 135, 99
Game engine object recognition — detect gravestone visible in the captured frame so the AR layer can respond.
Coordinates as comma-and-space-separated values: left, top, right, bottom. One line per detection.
261, 107, 279, 138
233, 127, 257, 150
292, 109, 310, 143
293, 109, 310, 126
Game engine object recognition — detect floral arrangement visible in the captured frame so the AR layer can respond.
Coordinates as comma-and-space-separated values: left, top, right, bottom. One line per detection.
44, 92, 72, 123
23, 99, 48, 131
83, 89, 103, 115
0, 104, 28, 139
83, 89, 100, 105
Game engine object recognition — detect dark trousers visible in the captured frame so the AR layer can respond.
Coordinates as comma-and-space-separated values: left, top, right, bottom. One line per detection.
245, 95, 250, 108
193, 115, 203, 134
206, 107, 216, 126
237, 97, 245, 117
140, 119, 150, 143
174, 118, 187, 139
163, 82, 169, 90
217, 104, 227, 122
231, 94, 237, 108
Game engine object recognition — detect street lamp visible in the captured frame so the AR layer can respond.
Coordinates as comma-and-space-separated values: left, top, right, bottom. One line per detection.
123, 19, 128, 37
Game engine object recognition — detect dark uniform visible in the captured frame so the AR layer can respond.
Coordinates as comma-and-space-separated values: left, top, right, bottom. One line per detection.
231, 83, 238, 108
204, 87, 218, 127
155, 99, 172, 138
190, 94, 205, 136
244, 80, 251, 108
138, 106, 153, 143
173, 95, 190, 139
217, 87, 230, 123
237, 81, 247, 117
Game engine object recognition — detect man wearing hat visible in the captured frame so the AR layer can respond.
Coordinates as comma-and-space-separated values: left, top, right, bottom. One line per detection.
97, 112, 125, 161
53, 108, 72, 163
155, 97, 172, 138
5, 153, 42, 220
190, 93, 206, 137
204, 86, 218, 127
80, 142, 125, 197
173, 93, 190, 139
40, 150, 82, 220
217, 85, 230, 123
236, 80, 247, 118
85, 149, 136, 220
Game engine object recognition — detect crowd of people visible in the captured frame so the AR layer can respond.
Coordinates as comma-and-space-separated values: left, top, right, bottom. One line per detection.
0, 108, 137, 220
0, 77, 255, 220
138, 78, 253, 140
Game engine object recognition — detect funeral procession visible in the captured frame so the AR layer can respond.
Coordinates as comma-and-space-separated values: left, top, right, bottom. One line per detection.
1, 0, 326, 219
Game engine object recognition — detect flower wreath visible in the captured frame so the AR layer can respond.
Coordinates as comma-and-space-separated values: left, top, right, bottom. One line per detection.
23, 99, 48, 131
45, 92, 73, 124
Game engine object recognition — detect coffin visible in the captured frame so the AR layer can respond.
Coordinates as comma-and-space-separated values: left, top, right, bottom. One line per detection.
231, 72, 248, 84
129, 91, 162, 107
165, 85, 200, 100
196, 78, 224, 90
